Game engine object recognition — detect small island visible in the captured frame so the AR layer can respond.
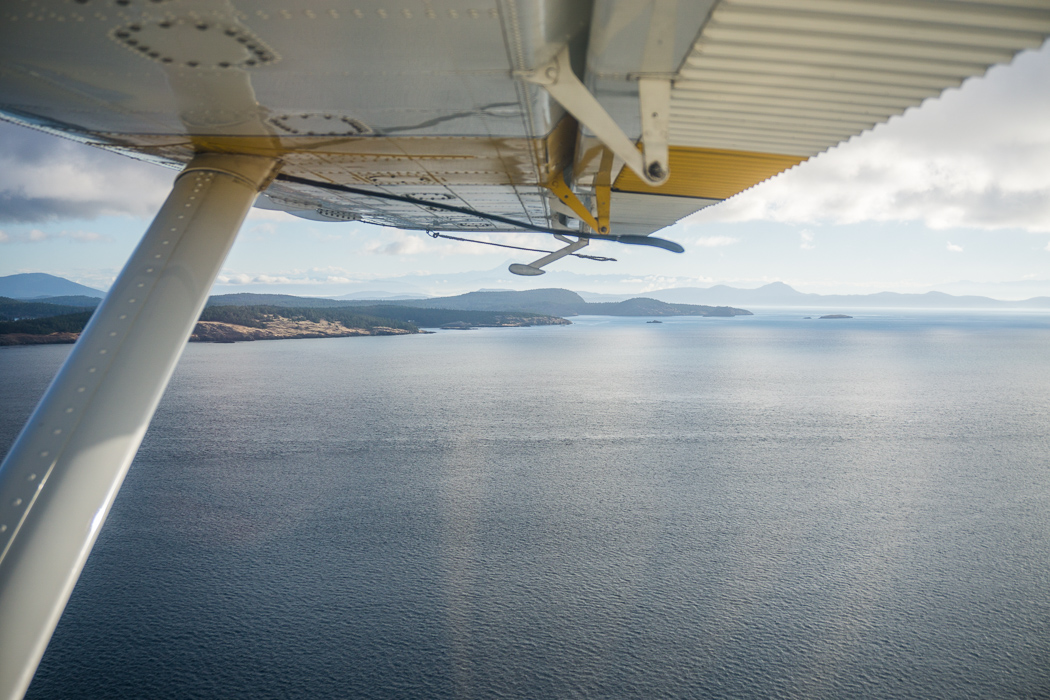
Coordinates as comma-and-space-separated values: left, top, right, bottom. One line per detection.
819, 314, 853, 319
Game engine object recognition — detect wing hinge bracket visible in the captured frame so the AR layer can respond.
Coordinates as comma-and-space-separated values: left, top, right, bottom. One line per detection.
516, 46, 671, 187
545, 170, 602, 234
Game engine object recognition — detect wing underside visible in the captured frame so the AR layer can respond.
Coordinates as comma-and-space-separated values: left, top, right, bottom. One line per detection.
1, 0, 1046, 240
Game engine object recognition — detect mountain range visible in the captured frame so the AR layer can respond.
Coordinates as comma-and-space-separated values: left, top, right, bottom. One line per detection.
5, 273, 1050, 310
208, 289, 751, 317
637, 282, 1050, 309
0, 273, 105, 299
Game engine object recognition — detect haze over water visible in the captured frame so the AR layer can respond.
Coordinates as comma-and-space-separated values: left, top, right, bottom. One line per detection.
3, 312, 1049, 699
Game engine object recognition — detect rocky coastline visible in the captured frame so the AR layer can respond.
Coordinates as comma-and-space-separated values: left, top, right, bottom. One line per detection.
189, 319, 413, 342
0, 319, 414, 347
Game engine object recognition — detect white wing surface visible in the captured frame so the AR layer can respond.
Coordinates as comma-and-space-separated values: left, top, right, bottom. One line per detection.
0, 1, 1043, 237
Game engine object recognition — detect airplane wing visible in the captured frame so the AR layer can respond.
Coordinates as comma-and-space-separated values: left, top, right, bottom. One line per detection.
4, 1, 1045, 241
1, 1, 1049, 697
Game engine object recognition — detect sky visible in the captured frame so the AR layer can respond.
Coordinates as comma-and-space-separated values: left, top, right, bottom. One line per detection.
2, 42, 1050, 300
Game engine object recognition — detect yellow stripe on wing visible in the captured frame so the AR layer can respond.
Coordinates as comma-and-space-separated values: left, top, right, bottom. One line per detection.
613, 146, 806, 200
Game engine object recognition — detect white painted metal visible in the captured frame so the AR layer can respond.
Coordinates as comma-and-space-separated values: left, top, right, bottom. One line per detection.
670, 0, 1050, 156
635, 0, 677, 182
521, 46, 662, 185
0, 153, 278, 700
2, 0, 1048, 235
639, 77, 672, 183
733, 0, 1050, 32
609, 192, 721, 235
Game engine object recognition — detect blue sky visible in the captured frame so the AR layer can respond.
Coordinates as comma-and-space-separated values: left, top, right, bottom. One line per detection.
2, 42, 1050, 299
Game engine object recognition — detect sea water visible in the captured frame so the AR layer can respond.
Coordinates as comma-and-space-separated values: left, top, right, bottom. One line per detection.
2, 312, 1049, 699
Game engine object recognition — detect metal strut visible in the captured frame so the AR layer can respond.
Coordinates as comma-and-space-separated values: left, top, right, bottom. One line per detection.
518, 46, 671, 187
0, 153, 279, 700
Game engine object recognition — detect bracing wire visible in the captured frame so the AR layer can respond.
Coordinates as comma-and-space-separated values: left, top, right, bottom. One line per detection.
273, 173, 685, 253
426, 231, 616, 262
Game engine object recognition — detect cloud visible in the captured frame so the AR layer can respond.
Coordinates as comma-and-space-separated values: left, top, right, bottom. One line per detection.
687, 43, 1050, 233
216, 272, 307, 286
692, 235, 738, 247
622, 274, 716, 293
0, 121, 175, 223
365, 233, 434, 256
800, 230, 815, 250
947, 241, 964, 252
216, 265, 380, 286
360, 229, 543, 257
0, 228, 111, 243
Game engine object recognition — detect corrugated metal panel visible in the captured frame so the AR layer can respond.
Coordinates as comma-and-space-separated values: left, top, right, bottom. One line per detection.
672, 0, 1050, 157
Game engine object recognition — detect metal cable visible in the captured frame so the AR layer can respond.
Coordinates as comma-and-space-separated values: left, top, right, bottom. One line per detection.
427, 231, 616, 262
273, 174, 685, 253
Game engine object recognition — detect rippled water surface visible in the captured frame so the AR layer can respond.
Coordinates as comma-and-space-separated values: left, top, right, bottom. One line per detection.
3, 312, 1050, 699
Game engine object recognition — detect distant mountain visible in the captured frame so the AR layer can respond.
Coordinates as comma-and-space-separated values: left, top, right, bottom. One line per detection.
29, 272, 1050, 313
0, 273, 105, 299
390, 288, 588, 315
329, 291, 431, 301
575, 291, 634, 303
340, 288, 750, 317
208, 293, 366, 308
645, 283, 1050, 309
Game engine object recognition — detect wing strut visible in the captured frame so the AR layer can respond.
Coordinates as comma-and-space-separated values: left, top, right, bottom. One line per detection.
518, 46, 671, 186
0, 153, 278, 700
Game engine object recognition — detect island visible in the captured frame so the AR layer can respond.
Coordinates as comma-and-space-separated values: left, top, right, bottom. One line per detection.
0, 297, 571, 346
1, 286, 751, 346
819, 314, 853, 319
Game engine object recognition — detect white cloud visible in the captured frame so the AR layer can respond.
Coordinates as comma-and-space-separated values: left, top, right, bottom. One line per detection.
216, 272, 306, 286
0, 122, 175, 222
1044, 241, 1050, 252
365, 232, 435, 256
0, 228, 110, 243
947, 241, 964, 252
216, 265, 384, 287
623, 275, 716, 293
687, 44, 1050, 233
800, 230, 815, 250
693, 235, 738, 247
359, 229, 545, 257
